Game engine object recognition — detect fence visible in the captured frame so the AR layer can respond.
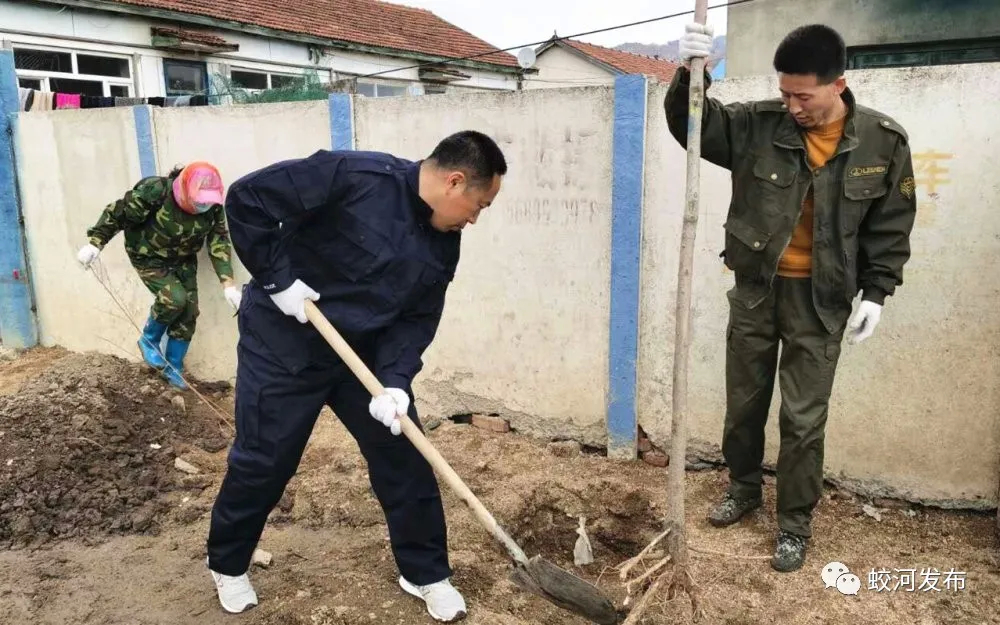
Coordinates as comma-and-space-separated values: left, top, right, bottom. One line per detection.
1, 49, 998, 508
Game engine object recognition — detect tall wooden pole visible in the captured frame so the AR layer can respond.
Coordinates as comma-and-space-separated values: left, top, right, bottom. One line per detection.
665, 0, 710, 574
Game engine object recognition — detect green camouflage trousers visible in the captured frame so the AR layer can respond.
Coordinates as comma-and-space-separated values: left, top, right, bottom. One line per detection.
135, 258, 200, 341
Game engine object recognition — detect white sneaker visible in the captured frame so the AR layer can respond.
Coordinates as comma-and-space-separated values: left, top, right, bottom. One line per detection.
206, 558, 259, 614
399, 576, 467, 622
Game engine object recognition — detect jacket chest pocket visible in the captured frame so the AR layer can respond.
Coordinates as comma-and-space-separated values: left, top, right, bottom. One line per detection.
722, 216, 772, 278
751, 157, 796, 215
842, 176, 889, 231
321, 214, 387, 283
384, 256, 454, 310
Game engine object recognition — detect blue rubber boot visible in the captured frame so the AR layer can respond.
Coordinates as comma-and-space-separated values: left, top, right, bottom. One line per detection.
138, 314, 168, 370
163, 337, 190, 390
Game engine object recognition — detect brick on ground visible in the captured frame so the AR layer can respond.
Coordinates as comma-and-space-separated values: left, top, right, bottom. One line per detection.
470, 414, 510, 433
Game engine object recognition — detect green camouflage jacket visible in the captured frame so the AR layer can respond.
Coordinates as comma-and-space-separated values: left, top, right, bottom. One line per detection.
86, 174, 234, 282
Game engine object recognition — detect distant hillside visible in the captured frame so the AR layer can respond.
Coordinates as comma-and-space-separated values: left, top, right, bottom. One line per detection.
614, 35, 726, 65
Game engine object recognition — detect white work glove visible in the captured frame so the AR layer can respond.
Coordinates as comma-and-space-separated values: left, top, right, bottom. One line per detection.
847, 300, 883, 345
77, 243, 100, 268
268, 279, 319, 323
223, 285, 242, 311
368, 388, 408, 436
679, 22, 715, 62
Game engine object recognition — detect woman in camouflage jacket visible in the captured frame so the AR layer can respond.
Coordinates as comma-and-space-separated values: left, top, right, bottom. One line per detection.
76, 162, 241, 390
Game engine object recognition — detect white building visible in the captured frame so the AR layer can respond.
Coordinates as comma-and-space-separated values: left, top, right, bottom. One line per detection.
0, 0, 527, 103
525, 36, 679, 89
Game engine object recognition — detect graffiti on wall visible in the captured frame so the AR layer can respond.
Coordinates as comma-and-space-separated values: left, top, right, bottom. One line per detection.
912, 150, 953, 195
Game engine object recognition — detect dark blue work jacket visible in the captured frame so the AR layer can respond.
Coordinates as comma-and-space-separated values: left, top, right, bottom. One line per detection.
225, 149, 460, 388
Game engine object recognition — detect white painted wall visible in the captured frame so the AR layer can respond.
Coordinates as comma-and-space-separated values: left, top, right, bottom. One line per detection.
0, 0, 519, 96
16, 107, 150, 365
355, 87, 616, 443
639, 63, 1000, 508
11, 62, 1000, 505
524, 45, 615, 90
16, 102, 330, 385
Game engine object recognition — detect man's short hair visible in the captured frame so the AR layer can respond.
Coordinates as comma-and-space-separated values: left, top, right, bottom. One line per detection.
773, 24, 847, 84
428, 130, 507, 187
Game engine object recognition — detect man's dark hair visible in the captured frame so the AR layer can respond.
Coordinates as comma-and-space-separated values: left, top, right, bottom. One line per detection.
428, 130, 507, 187
773, 24, 847, 84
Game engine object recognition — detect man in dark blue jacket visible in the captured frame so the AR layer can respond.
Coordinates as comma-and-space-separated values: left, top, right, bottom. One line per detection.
205, 131, 507, 622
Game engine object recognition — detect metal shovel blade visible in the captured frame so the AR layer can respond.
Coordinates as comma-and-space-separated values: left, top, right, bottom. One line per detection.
509, 555, 620, 625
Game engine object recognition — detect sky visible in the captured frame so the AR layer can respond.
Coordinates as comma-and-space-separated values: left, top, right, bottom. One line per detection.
394, 0, 729, 53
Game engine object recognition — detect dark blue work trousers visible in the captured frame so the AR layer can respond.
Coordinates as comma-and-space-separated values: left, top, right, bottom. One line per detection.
206, 332, 452, 585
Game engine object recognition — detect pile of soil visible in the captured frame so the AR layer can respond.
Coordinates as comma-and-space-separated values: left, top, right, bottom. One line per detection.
0, 353, 227, 547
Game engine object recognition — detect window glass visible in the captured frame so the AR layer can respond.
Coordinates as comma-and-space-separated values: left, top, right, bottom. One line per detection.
231, 70, 268, 90
77, 54, 130, 78
14, 49, 72, 73
49, 78, 104, 96
377, 84, 407, 97
271, 74, 298, 89
164, 60, 206, 95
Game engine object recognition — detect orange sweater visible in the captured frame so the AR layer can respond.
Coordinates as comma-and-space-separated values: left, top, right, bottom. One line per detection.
776, 117, 846, 278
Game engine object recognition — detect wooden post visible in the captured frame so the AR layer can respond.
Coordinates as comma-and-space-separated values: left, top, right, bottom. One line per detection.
664, 0, 710, 571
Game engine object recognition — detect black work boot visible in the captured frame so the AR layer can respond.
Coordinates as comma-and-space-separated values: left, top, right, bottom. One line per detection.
771, 530, 808, 572
707, 493, 762, 527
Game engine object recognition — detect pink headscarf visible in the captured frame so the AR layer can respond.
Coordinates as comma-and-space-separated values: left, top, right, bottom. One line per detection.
172, 162, 224, 215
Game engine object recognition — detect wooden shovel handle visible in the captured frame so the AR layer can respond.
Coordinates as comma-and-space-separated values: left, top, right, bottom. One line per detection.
303, 299, 529, 566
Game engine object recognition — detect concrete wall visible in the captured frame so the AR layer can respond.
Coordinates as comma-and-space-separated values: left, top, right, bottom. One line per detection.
16, 101, 330, 382
727, 0, 1000, 77
355, 87, 616, 443
8, 62, 1000, 507
525, 45, 615, 90
639, 63, 1000, 509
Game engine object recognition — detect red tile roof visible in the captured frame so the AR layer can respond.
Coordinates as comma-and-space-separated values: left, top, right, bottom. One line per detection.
561, 39, 680, 82
103, 0, 518, 68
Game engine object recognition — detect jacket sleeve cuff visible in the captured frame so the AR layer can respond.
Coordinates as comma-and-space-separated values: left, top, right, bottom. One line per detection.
379, 372, 411, 391
862, 287, 888, 305
256, 263, 295, 294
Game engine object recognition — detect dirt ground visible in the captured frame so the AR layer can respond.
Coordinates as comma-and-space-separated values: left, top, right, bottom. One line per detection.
0, 347, 998, 625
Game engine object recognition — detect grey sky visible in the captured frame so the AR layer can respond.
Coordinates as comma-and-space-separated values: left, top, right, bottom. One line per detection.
395, 0, 729, 52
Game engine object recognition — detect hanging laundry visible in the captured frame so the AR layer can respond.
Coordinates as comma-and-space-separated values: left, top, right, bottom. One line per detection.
114, 97, 146, 107
147, 97, 166, 107
18, 88, 32, 112
191, 95, 208, 106
170, 95, 192, 107
55, 93, 81, 109
29, 90, 53, 112
81, 96, 115, 109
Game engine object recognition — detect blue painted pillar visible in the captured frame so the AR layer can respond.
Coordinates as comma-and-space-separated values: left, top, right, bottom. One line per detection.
328, 93, 354, 150
132, 105, 158, 177
606, 74, 648, 460
0, 50, 38, 348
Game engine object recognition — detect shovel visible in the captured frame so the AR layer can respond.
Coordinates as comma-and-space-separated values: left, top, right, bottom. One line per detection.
304, 300, 619, 625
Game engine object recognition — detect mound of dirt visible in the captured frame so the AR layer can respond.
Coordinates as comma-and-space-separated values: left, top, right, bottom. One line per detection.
0, 352, 227, 547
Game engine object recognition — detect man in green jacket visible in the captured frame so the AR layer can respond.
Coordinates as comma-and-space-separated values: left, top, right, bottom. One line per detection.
76, 162, 242, 390
667, 23, 917, 571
